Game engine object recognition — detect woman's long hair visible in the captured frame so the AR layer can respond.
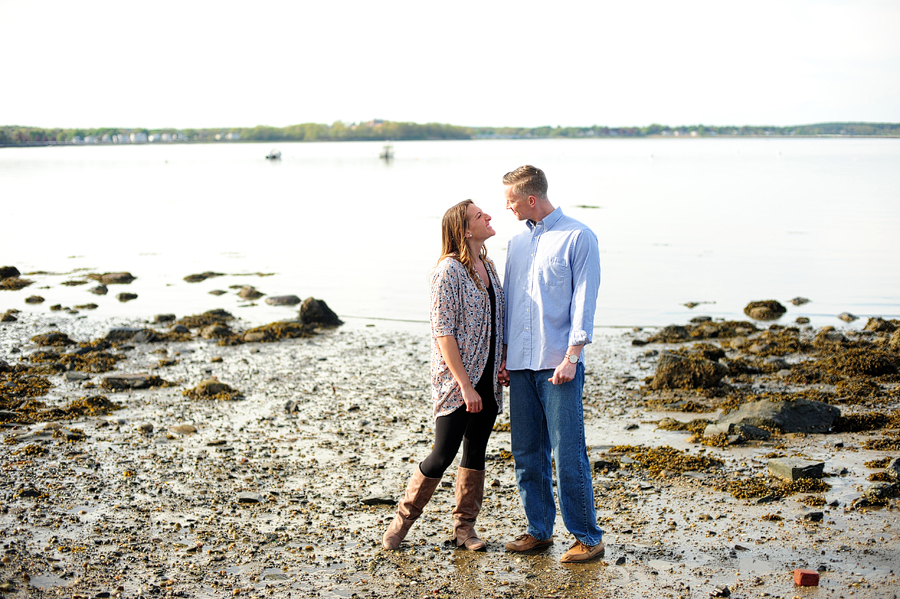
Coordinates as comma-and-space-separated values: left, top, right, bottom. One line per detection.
438, 199, 490, 292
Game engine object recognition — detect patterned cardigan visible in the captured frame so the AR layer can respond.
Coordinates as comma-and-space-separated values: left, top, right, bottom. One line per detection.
430, 256, 505, 418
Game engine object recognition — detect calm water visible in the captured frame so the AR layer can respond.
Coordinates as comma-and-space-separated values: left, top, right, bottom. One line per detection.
2, 138, 899, 331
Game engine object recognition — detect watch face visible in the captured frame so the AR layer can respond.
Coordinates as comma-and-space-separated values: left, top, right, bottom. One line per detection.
568, 354, 578, 364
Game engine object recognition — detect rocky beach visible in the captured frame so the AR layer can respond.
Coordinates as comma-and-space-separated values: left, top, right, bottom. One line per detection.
1, 268, 899, 599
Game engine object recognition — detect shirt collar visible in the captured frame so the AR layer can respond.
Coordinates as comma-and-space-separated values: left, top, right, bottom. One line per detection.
526, 206, 563, 231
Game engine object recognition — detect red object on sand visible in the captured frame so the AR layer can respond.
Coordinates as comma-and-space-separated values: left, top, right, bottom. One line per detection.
794, 569, 819, 586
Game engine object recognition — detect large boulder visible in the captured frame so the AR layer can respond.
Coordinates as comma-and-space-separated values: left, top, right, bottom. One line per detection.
743, 300, 787, 321
716, 397, 840, 434
649, 352, 728, 390
299, 298, 343, 327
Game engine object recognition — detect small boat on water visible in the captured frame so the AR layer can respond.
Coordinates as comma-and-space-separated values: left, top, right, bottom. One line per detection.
379, 144, 394, 160
265, 149, 281, 160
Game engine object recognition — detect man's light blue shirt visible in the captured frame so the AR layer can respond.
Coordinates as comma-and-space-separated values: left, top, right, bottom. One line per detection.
503, 207, 601, 371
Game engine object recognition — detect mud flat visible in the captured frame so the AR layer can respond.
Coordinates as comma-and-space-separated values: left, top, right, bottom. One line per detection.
1, 310, 899, 599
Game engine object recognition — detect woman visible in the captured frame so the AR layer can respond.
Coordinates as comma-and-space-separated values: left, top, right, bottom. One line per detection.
382, 199, 506, 551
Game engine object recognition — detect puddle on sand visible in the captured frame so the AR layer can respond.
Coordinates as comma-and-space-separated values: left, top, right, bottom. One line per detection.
28, 573, 68, 590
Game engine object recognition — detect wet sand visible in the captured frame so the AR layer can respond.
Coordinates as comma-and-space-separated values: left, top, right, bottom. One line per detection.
1, 311, 899, 599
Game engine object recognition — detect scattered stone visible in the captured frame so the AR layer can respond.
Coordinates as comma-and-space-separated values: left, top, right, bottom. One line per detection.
266, 295, 302, 307
209, 290, 227, 295
802, 511, 824, 522
743, 300, 787, 321
238, 285, 265, 300
710, 584, 731, 597
74, 303, 98, 310
298, 297, 343, 327
768, 458, 825, 481
101, 373, 168, 390
137, 423, 154, 435
177, 309, 234, 328
25, 295, 45, 304
154, 314, 176, 324
648, 325, 690, 343
631, 339, 648, 346
793, 569, 819, 586
170, 424, 197, 435
1, 309, 17, 322
237, 492, 264, 504
886, 458, 900, 482
65, 371, 91, 382
361, 496, 395, 506
106, 328, 155, 343
117, 293, 138, 302
790, 297, 811, 306
795, 317, 810, 325
89, 284, 108, 295
837, 312, 858, 323
649, 352, 728, 390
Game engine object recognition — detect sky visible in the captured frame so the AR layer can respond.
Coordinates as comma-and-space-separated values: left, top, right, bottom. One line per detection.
1, 0, 898, 130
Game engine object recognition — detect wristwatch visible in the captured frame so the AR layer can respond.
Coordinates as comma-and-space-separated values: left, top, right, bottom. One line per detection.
565, 353, 578, 364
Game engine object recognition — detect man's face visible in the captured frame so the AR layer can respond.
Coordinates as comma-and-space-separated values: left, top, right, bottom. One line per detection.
504, 185, 532, 221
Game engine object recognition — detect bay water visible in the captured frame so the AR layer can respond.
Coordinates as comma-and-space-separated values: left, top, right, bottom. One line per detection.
1, 138, 898, 332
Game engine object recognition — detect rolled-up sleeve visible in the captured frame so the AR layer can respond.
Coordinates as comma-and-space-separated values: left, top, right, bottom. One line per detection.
567, 229, 601, 347
431, 265, 459, 338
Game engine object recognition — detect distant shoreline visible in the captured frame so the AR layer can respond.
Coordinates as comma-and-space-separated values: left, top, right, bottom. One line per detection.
3, 134, 900, 149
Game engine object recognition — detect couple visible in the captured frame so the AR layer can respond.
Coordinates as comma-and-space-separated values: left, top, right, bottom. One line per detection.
382, 165, 605, 564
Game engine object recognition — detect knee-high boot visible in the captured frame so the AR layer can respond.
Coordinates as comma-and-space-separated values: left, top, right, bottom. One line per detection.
382, 464, 441, 550
452, 467, 486, 551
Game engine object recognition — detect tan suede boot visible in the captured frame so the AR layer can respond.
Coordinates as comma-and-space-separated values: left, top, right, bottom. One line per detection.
382, 465, 441, 550
452, 467, 486, 551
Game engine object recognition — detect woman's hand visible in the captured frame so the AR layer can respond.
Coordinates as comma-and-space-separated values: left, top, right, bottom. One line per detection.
461, 383, 483, 413
497, 360, 510, 387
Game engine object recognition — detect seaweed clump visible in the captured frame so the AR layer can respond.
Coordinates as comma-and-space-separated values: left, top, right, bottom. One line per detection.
719, 476, 830, 500
176, 309, 234, 329
183, 379, 243, 401
607, 445, 723, 475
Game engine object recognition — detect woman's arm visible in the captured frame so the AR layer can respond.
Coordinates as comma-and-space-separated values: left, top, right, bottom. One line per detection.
436, 335, 483, 413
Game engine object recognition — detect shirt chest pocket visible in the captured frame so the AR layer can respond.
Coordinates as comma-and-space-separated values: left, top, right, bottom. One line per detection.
539, 257, 570, 287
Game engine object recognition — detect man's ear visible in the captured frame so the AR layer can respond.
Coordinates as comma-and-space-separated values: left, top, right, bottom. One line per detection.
528, 195, 537, 206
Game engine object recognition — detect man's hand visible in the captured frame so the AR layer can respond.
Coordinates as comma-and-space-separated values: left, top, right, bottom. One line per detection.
549, 359, 577, 385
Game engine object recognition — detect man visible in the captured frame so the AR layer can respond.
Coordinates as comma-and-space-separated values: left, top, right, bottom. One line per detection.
499, 165, 605, 563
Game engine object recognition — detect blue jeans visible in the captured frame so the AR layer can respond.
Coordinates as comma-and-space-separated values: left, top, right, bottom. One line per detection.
509, 364, 603, 546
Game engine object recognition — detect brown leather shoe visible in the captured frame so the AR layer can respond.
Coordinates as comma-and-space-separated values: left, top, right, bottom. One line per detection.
560, 540, 605, 563
505, 533, 553, 553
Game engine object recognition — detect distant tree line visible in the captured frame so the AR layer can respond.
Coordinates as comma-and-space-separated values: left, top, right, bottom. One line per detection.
2, 120, 899, 146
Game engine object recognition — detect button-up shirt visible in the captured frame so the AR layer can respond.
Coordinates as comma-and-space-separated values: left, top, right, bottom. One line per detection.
503, 207, 600, 371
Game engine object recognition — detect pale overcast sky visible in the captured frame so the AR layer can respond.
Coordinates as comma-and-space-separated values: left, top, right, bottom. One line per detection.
1, 0, 898, 129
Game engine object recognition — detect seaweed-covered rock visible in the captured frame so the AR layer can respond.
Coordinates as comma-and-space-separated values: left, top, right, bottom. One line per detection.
265, 295, 302, 306
838, 312, 858, 323
177, 309, 234, 328
200, 324, 235, 339
31, 331, 75, 346
743, 300, 787, 321
25, 295, 45, 304
238, 286, 264, 300
299, 298, 343, 327
89, 284, 108, 295
184, 271, 224, 283
716, 397, 840, 434
648, 325, 690, 343
892, 329, 900, 352
116, 292, 138, 302
865, 317, 897, 333
790, 297, 811, 306
0, 266, 21, 279
101, 373, 169, 390
649, 353, 728, 390
241, 321, 314, 343
89, 272, 135, 285
183, 379, 242, 401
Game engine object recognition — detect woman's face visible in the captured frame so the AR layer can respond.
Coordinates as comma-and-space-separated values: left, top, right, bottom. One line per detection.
466, 203, 495, 242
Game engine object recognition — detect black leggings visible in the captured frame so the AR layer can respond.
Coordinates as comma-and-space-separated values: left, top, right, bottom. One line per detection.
420, 386, 498, 478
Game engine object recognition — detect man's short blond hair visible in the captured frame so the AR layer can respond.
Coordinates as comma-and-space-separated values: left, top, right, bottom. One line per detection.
502, 165, 548, 200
